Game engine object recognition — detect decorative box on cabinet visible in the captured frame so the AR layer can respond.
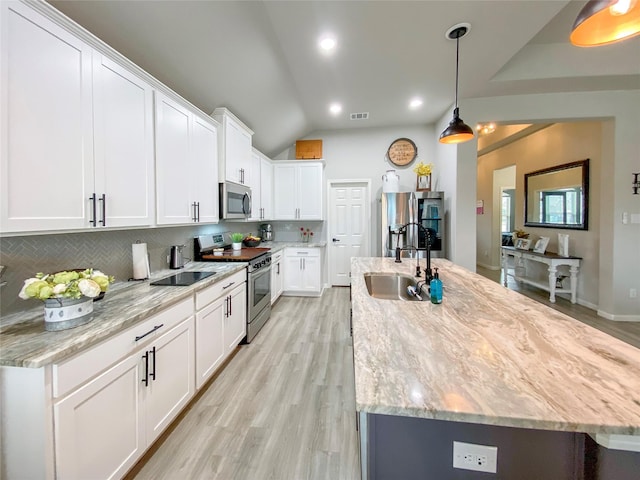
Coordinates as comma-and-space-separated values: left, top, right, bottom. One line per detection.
1, 2, 155, 232
273, 161, 324, 220
295, 139, 323, 159
194, 269, 246, 389
211, 107, 253, 185
156, 92, 219, 225
283, 247, 322, 296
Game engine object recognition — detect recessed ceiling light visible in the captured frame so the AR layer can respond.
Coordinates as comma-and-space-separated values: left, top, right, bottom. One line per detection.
318, 34, 337, 53
409, 98, 423, 109
329, 103, 342, 115
476, 123, 496, 135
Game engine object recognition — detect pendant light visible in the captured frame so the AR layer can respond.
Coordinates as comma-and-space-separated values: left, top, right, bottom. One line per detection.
439, 23, 474, 145
570, 0, 640, 46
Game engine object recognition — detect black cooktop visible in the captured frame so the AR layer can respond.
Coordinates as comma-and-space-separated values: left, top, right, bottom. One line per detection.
150, 271, 215, 286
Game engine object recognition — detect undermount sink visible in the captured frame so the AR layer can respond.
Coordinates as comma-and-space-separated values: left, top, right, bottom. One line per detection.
363, 273, 427, 301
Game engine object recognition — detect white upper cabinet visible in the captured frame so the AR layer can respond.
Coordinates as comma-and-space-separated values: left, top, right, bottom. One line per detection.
211, 108, 253, 185
273, 161, 324, 220
248, 149, 262, 222
1, 2, 94, 232
260, 155, 274, 221
155, 92, 219, 225
93, 54, 155, 228
1, 2, 155, 233
249, 148, 274, 221
273, 163, 296, 220
191, 114, 219, 223
155, 93, 193, 225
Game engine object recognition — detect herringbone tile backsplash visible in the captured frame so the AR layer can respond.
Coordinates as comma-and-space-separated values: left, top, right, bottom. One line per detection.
0, 223, 261, 315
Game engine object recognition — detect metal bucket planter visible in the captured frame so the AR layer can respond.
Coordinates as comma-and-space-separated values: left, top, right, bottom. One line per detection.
43, 297, 94, 331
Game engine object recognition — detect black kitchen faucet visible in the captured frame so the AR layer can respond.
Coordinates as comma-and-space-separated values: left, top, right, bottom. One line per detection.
394, 222, 433, 282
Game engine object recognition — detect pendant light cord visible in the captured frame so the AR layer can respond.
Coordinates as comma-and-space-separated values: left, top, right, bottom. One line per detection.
454, 35, 460, 110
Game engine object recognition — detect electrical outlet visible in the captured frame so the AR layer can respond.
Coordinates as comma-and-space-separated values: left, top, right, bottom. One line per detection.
166, 255, 171, 264
453, 441, 497, 473
631, 288, 638, 299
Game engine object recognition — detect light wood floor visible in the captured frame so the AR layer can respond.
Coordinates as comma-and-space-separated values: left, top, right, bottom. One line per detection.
129, 288, 360, 480
477, 266, 640, 349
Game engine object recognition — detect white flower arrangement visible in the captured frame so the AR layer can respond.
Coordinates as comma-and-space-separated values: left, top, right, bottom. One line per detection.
19, 269, 114, 301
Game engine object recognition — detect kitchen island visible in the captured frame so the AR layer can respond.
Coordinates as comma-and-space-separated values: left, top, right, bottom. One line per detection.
351, 257, 640, 479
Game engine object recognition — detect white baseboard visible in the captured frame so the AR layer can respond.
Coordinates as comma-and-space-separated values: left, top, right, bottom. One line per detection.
597, 309, 640, 322
476, 262, 500, 271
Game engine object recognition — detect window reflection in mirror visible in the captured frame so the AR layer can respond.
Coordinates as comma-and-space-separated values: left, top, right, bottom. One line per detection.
524, 159, 589, 230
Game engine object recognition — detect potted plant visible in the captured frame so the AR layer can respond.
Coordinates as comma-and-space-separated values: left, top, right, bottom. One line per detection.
19, 269, 114, 331
413, 161, 433, 191
230, 232, 244, 250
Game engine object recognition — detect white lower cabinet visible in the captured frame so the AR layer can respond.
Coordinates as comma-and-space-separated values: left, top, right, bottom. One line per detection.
2, 274, 248, 479
54, 351, 143, 479
195, 270, 246, 389
53, 299, 195, 480
271, 250, 284, 304
283, 248, 322, 295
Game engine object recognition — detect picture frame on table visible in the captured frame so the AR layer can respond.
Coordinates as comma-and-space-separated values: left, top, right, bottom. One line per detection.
515, 238, 531, 250
533, 236, 550, 254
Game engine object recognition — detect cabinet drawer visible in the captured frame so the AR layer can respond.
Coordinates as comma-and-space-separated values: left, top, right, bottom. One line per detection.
285, 247, 321, 257
53, 298, 193, 398
272, 250, 283, 262
195, 269, 246, 311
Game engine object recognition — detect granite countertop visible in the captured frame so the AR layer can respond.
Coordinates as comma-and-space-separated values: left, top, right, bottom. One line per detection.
351, 257, 640, 436
0, 262, 246, 368
261, 241, 327, 253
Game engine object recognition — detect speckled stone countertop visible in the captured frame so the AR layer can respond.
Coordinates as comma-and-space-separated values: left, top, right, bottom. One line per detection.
351, 257, 640, 435
0, 262, 246, 368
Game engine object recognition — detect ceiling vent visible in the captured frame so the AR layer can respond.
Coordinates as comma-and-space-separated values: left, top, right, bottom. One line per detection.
350, 112, 369, 120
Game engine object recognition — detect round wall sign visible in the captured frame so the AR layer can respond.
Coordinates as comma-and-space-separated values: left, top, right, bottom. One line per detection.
387, 138, 417, 167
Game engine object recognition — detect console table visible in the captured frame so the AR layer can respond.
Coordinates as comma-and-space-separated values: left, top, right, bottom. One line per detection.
501, 246, 582, 304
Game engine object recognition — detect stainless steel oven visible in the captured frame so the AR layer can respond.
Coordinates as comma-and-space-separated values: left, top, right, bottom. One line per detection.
219, 181, 251, 219
247, 253, 271, 343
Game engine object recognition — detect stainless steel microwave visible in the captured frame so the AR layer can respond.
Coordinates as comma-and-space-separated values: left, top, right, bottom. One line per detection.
219, 181, 251, 219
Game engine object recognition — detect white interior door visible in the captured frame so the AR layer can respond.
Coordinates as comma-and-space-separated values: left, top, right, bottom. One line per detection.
329, 181, 371, 286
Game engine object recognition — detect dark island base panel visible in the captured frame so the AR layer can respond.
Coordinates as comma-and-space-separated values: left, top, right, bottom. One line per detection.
367, 414, 589, 480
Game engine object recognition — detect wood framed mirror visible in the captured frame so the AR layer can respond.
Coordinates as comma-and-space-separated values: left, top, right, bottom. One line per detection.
524, 159, 589, 230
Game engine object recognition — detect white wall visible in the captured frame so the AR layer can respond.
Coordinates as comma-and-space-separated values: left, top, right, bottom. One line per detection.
447, 90, 640, 319
275, 124, 437, 257
476, 165, 515, 269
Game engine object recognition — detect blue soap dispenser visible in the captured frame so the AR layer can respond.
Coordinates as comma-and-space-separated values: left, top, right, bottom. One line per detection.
430, 267, 442, 304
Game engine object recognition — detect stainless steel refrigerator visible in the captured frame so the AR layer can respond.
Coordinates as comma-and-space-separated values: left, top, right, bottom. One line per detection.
381, 191, 444, 258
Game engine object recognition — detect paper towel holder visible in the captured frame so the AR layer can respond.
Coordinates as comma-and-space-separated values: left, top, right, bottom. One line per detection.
130, 241, 151, 281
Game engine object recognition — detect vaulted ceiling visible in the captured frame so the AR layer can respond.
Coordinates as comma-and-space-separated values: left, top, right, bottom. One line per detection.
48, 0, 640, 157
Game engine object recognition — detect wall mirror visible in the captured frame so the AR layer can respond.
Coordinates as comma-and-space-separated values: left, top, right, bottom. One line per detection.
524, 159, 589, 230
